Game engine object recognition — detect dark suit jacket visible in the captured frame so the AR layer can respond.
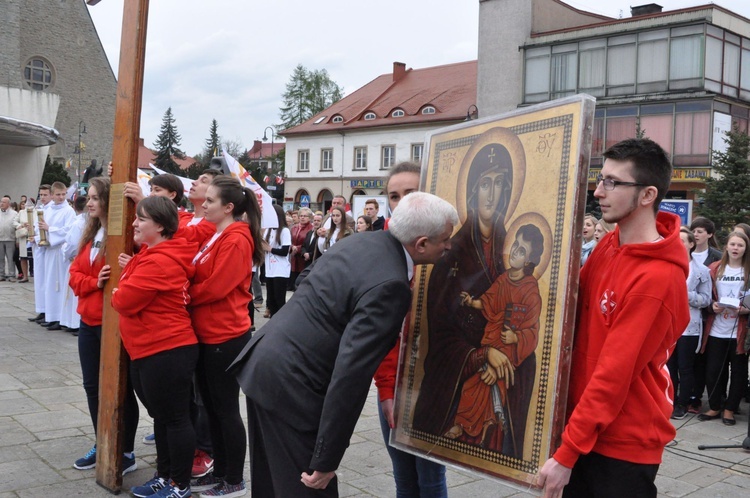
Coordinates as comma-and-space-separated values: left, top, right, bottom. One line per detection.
231, 230, 411, 472
300, 227, 320, 267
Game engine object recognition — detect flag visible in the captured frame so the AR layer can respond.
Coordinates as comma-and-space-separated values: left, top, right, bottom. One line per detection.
275, 175, 284, 185
222, 148, 278, 229
66, 182, 78, 200
137, 169, 153, 196
148, 164, 192, 197
65, 158, 73, 170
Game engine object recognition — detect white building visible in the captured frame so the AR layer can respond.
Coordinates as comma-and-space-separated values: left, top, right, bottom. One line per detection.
280, 61, 478, 212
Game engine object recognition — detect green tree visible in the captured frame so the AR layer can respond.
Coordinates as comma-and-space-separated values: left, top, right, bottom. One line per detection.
697, 126, 750, 243
204, 119, 220, 160
153, 107, 185, 175
41, 156, 71, 186
278, 64, 343, 130
183, 162, 206, 180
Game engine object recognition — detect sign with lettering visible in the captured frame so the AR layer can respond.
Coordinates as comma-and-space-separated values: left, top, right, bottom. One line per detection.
659, 199, 693, 225
349, 179, 385, 189
589, 167, 710, 183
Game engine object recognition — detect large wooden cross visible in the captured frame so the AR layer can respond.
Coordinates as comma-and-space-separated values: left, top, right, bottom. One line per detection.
86, 0, 150, 492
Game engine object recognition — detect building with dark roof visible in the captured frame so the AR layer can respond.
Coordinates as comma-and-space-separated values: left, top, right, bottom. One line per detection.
479, 0, 750, 204
280, 60, 477, 210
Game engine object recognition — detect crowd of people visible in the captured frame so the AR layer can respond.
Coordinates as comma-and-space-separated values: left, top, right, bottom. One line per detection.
3, 162, 452, 498
4, 137, 748, 498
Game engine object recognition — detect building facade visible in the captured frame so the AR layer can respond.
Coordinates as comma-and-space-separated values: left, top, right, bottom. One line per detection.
1, 0, 116, 197
280, 61, 477, 212
478, 0, 750, 203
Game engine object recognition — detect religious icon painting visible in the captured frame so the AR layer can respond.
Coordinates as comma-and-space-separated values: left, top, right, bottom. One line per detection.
390, 95, 596, 492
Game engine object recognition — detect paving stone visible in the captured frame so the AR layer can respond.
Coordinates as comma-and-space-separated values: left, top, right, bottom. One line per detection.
14, 408, 91, 433
22, 386, 85, 406
0, 458, 63, 493
682, 480, 750, 497
0, 396, 45, 417
11, 370, 72, 390
0, 418, 35, 447
656, 475, 700, 497
0, 374, 27, 392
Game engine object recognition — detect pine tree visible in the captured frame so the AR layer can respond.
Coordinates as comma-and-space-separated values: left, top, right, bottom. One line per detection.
697, 126, 750, 243
204, 119, 220, 160
153, 107, 185, 174
278, 64, 343, 131
41, 155, 71, 187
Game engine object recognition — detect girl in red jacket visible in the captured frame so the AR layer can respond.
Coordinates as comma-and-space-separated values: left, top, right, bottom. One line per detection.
698, 230, 750, 426
188, 176, 263, 497
68, 177, 140, 475
111, 196, 199, 498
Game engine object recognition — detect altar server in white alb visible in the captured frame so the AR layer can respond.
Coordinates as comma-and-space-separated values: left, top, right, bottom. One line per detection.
28, 186, 52, 324
37, 182, 77, 331
60, 195, 88, 334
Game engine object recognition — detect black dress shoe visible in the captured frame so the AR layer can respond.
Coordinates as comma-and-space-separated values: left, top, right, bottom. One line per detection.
722, 416, 736, 426
39, 321, 52, 327
28, 313, 44, 322
697, 412, 721, 421
44, 321, 61, 330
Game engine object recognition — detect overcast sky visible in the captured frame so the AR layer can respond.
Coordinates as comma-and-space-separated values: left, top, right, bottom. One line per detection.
88, 0, 750, 157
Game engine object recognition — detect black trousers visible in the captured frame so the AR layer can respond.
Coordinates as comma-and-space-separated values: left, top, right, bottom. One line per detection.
131, 345, 198, 488
247, 398, 338, 498
563, 452, 659, 498
704, 336, 748, 412
265, 276, 288, 317
78, 321, 139, 452
196, 333, 250, 484
667, 335, 699, 407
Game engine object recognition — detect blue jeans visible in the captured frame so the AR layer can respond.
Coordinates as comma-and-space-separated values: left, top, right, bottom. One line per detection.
377, 401, 447, 498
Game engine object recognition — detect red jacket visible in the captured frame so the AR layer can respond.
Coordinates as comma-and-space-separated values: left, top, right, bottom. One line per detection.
374, 217, 398, 401
189, 221, 254, 344
69, 241, 105, 326
701, 261, 749, 354
111, 238, 199, 360
291, 222, 314, 273
178, 211, 216, 246
554, 212, 690, 468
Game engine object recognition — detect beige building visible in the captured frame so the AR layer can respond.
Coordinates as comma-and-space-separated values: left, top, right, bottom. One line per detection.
478, 0, 750, 204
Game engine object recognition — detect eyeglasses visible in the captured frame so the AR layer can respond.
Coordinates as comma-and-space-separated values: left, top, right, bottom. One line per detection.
595, 174, 648, 191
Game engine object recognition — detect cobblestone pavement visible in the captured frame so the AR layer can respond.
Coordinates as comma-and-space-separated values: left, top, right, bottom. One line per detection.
1, 279, 749, 496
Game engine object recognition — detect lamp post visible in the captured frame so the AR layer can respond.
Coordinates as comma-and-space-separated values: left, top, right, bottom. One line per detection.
262, 126, 275, 169
77, 120, 87, 183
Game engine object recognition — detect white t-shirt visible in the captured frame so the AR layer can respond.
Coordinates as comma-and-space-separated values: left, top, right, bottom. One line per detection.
710, 266, 745, 339
90, 227, 105, 263
693, 249, 708, 266
264, 227, 292, 278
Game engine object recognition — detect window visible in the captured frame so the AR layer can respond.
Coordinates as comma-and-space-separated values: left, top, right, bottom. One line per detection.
551, 44, 577, 98
607, 35, 636, 96
411, 143, 424, 163
321, 149, 333, 171
669, 34, 703, 89
579, 39, 606, 96
332, 115, 344, 123
524, 46, 551, 103
364, 112, 376, 120
421, 106, 436, 114
354, 147, 367, 170
381, 146, 395, 169
313, 116, 326, 124
297, 150, 309, 172
391, 109, 405, 118
636, 30, 668, 93
23, 58, 54, 91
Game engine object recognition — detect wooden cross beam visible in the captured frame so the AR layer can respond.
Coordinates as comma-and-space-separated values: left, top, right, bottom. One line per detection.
87, 0, 150, 492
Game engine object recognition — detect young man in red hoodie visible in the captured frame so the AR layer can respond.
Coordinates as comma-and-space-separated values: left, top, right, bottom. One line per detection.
539, 138, 690, 498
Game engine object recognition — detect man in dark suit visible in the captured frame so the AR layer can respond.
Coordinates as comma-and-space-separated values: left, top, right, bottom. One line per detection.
231, 192, 458, 497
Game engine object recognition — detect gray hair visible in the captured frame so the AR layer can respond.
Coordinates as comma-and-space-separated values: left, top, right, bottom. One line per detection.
298, 207, 313, 217
389, 192, 458, 244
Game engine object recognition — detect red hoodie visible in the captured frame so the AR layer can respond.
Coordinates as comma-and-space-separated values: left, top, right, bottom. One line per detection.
189, 221, 254, 344
178, 211, 216, 246
69, 241, 105, 326
111, 237, 199, 360
554, 212, 690, 468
